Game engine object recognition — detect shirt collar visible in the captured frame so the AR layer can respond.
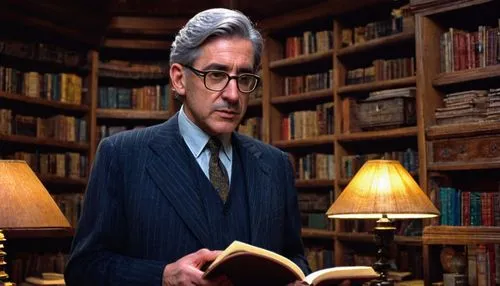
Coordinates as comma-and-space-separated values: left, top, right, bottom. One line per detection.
178, 105, 232, 161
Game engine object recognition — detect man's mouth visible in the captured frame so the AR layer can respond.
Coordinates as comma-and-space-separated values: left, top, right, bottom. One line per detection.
215, 109, 240, 119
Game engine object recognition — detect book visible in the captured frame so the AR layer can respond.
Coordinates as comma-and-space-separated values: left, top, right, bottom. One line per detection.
203, 241, 379, 286
24, 272, 65, 285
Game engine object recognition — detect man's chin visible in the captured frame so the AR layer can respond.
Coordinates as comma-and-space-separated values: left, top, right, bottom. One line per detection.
207, 122, 238, 135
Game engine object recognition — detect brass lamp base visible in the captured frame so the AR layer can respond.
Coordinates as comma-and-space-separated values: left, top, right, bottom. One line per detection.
0, 230, 16, 286
370, 215, 395, 286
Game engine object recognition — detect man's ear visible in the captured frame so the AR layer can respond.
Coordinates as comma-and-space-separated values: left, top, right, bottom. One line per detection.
170, 63, 186, 96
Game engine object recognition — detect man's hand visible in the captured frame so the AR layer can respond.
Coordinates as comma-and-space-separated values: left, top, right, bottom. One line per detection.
163, 249, 232, 286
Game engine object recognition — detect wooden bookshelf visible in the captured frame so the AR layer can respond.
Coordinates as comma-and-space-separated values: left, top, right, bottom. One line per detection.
432, 65, 500, 87
295, 179, 334, 188
337, 31, 415, 57
96, 109, 171, 120
423, 225, 500, 245
98, 62, 168, 80
38, 174, 88, 187
271, 88, 333, 105
273, 135, 335, 149
301, 228, 336, 239
427, 121, 500, 140
337, 126, 418, 142
0, 92, 89, 113
336, 232, 422, 245
269, 50, 333, 70
248, 98, 263, 108
0, 134, 89, 151
427, 160, 500, 171
337, 76, 416, 94
5, 228, 75, 239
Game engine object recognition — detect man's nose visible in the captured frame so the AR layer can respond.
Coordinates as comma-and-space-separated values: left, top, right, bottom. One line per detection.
221, 78, 240, 103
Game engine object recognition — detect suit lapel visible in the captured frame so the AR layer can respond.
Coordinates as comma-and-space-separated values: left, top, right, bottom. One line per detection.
146, 115, 212, 247
233, 134, 272, 246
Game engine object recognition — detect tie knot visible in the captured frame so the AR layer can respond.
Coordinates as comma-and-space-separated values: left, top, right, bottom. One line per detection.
206, 137, 222, 155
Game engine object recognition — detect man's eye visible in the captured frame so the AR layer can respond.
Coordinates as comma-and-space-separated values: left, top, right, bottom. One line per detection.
207, 72, 227, 80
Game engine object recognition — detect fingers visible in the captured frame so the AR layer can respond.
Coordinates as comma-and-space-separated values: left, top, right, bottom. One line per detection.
191, 248, 222, 268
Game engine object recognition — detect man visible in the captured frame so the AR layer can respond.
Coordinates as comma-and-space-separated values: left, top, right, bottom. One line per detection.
65, 8, 309, 286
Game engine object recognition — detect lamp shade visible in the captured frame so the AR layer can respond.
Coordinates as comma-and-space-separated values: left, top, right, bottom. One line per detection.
326, 160, 439, 219
0, 160, 71, 229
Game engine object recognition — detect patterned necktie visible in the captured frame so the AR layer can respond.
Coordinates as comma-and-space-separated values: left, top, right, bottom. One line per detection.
206, 137, 229, 202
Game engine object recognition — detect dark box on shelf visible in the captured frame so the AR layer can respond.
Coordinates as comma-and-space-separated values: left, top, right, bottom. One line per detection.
356, 87, 416, 130
429, 135, 500, 164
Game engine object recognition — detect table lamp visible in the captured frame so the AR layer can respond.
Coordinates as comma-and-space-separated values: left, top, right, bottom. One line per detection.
0, 160, 71, 286
326, 160, 439, 286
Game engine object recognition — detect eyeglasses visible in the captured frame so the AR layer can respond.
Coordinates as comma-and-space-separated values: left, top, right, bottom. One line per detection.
183, 65, 260, 93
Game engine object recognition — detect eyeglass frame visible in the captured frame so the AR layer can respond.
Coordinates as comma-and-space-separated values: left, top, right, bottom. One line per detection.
182, 65, 260, 93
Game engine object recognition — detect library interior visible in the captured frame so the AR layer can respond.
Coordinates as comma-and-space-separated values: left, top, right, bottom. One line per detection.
0, 0, 499, 285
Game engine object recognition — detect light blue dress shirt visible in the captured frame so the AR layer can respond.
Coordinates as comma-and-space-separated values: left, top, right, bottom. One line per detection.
178, 105, 232, 185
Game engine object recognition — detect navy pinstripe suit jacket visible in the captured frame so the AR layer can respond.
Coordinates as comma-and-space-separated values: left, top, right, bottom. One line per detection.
65, 113, 309, 286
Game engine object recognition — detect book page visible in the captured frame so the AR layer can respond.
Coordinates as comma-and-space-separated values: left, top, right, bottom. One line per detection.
205, 240, 305, 280
304, 266, 379, 286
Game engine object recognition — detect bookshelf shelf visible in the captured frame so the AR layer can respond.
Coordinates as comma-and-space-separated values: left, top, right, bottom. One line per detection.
337, 31, 415, 57
336, 232, 422, 245
96, 109, 171, 120
337, 76, 416, 94
337, 178, 351, 186
337, 126, 418, 142
423, 225, 500, 245
301, 228, 336, 239
0, 91, 89, 113
427, 160, 500, 171
0, 52, 88, 75
432, 65, 500, 87
248, 98, 263, 108
271, 88, 333, 105
38, 174, 87, 186
269, 50, 333, 70
0, 134, 89, 151
427, 121, 500, 140
273, 135, 335, 149
295, 179, 334, 189
98, 63, 168, 80
5, 228, 75, 239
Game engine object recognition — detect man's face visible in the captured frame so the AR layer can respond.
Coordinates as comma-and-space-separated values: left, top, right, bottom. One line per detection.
172, 37, 255, 136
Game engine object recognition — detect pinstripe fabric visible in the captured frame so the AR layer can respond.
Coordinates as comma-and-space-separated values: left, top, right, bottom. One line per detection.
65, 113, 310, 286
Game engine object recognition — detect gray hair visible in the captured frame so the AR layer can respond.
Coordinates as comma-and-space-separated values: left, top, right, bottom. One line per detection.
169, 8, 263, 71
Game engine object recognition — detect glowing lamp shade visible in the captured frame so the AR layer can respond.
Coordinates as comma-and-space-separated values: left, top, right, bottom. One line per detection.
326, 160, 439, 219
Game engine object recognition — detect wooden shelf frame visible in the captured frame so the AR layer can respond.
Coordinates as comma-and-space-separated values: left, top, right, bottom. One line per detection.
301, 228, 336, 239
433, 64, 500, 87
271, 88, 333, 105
248, 98, 263, 108
337, 31, 416, 57
423, 225, 500, 245
337, 126, 418, 142
295, 179, 335, 188
427, 160, 500, 171
5, 228, 75, 239
38, 174, 88, 186
337, 76, 416, 94
0, 91, 89, 113
269, 50, 334, 70
426, 121, 500, 140
273, 135, 335, 149
336, 232, 422, 245
96, 109, 171, 120
0, 134, 89, 151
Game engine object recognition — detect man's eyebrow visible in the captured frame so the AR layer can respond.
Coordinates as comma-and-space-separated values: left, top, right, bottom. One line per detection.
202, 63, 254, 74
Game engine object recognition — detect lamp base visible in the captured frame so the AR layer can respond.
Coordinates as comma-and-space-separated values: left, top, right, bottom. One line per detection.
371, 215, 396, 286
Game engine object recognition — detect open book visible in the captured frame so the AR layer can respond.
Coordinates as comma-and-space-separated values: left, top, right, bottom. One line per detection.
203, 241, 379, 286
